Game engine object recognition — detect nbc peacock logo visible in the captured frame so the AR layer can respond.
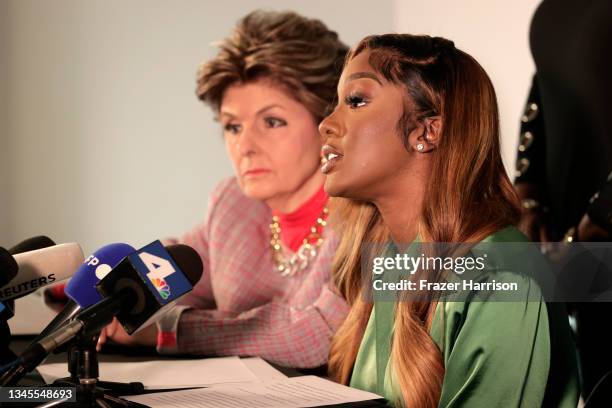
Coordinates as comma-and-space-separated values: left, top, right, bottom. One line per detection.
140, 251, 176, 301
151, 277, 171, 300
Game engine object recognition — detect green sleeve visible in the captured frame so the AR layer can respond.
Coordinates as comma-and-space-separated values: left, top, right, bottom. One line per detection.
432, 274, 577, 407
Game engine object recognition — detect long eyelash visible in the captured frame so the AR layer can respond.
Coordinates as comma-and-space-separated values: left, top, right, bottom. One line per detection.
344, 93, 368, 108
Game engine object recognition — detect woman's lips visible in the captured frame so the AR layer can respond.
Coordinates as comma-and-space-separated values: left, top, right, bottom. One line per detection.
321, 144, 343, 174
243, 168, 271, 178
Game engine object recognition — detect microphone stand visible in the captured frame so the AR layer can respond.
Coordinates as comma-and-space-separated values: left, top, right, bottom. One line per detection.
0, 295, 148, 407
44, 331, 146, 408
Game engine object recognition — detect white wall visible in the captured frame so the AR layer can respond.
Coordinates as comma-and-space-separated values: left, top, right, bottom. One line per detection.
0, 1, 9, 242
2, 0, 394, 254
394, 0, 541, 175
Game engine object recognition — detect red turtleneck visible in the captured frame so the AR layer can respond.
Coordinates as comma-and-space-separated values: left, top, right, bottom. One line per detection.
272, 186, 328, 252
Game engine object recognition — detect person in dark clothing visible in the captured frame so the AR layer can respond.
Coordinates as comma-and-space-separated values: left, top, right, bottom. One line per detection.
514, 0, 612, 400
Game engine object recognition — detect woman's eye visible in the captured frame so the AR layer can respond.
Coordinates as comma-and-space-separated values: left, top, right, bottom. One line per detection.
224, 123, 241, 134
264, 117, 287, 128
344, 94, 367, 109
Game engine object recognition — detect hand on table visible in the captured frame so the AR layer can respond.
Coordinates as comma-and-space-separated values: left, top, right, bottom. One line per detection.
97, 317, 158, 351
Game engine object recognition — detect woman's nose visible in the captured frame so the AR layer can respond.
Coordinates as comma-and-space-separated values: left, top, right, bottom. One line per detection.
237, 127, 258, 156
319, 113, 340, 139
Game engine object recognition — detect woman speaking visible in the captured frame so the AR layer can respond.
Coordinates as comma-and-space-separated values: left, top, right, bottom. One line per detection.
320, 34, 579, 406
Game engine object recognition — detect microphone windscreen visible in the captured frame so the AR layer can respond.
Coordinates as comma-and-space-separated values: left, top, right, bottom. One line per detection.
65, 243, 135, 308
0, 243, 84, 301
9, 236, 56, 255
0, 248, 18, 287
166, 244, 203, 286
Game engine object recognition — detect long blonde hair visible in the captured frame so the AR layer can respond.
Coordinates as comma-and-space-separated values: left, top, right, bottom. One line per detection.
328, 34, 520, 407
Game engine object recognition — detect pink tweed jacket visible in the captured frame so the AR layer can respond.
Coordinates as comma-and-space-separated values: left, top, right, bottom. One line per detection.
156, 177, 349, 368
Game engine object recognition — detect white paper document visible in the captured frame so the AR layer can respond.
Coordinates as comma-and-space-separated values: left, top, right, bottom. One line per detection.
241, 357, 287, 381
124, 375, 382, 407
37, 356, 259, 389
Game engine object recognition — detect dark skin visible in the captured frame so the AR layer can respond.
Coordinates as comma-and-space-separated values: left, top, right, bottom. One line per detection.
319, 51, 441, 245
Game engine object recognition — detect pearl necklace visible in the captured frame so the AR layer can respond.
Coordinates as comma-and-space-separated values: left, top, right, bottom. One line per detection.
269, 206, 329, 277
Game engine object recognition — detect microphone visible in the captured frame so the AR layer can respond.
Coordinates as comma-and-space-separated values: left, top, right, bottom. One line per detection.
33, 243, 135, 343
1, 236, 55, 288
6, 234, 57, 312
1, 241, 202, 384
0, 248, 18, 288
9, 236, 56, 255
1, 236, 54, 365
94, 241, 203, 334
0, 244, 84, 302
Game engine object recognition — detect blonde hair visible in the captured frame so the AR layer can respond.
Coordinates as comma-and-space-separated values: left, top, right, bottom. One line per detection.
328, 34, 520, 407
195, 10, 348, 122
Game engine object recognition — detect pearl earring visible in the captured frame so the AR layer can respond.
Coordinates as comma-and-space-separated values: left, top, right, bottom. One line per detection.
416, 143, 425, 151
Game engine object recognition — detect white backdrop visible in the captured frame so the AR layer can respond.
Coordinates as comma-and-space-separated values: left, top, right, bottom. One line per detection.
394, 0, 541, 177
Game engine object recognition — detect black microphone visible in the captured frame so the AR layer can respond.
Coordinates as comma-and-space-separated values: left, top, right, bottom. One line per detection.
4, 235, 56, 314
0, 236, 55, 288
0, 248, 18, 288
97, 242, 203, 334
9, 236, 56, 255
4, 235, 56, 316
1, 237, 56, 366
0, 241, 202, 385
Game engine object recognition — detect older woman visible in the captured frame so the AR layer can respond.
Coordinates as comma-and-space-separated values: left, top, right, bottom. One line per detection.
320, 34, 579, 406
98, 10, 349, 368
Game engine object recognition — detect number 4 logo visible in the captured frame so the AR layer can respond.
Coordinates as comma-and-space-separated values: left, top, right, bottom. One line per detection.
139, 252, 176, 281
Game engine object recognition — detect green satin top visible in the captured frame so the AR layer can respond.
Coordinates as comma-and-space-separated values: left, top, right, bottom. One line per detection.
349, 226, 579, 407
